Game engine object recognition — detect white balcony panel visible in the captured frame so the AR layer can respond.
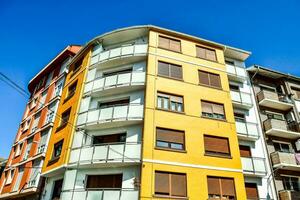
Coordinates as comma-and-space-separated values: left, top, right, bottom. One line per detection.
93, 78, 105, 90
121, 46, 134, 55
99, 107, 114, 121
226, 64, 235, 74
120, 191, 139, 200
108, 144, 125, 161
93, 145, 108, 161
113, 106, 128, 119
63, 170, 77, 190
99, 51, 110, 61
241, 93, 252, 104
117, 73, 131, 85
242, 157, 254, 172
241, 157, 266, 176
105, 76, 117, 88
236, 121, 247, 134
235, 67, 247, 77
236, 121, 259, 138
84, 82, 93, 94
103, 190, 120, 200
131, 72, 145, 83
90, 55, 98, 65
110, 47, 122, 58
124, 144, 141, 162
87, 191, 102, 200
73, 191, 87, 200
61, 192, 73, 200
128, 105, 143, 119
134, 45, 147, 54
69, 149, 80, 163
253, 158, 266, 173
80, 147, 93, 162
231, 90, 241, 102
87, 110, 99, 123
77, 113, 88, 125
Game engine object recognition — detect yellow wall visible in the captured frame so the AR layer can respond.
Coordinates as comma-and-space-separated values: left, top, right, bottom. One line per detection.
140, 30, 246, 199
42, 51, 91, 173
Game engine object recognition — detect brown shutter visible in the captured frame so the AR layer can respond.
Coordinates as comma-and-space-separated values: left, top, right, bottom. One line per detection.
201, 101, 213, 114
212, 103, 224, 115
239, 145, 252, 157
155, 172, 169, 195
204, 135, 230, 154
199, 71, 210, 85
170, 39, 181, 52
245, 183, 259, 199
206, 49, 217, 61
156, 128, 184, 144
209, 73, 221, 88
158, 61, 170, 77
221, 178, 235, 196
196, 46, 206, 58
207, 176, 221, 195
171, 173, 187, 197
158, 36, 169, 49
170, 64, 182, 79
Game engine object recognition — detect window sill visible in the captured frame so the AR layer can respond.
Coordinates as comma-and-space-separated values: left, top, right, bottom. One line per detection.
201, 115, 227, 122
155, 147, 187, 153
157, 75, 183, 82
153, 194, 188, 199
47, 156, 60, 166
156, 108, 185, 115
56, 123, 67, 132
158, 46, 182, 54
204, 153, 232, 159
198, 83, 223, 91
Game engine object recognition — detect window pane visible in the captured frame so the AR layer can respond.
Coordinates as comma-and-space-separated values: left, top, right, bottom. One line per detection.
170, 143, 183, 150
155, 172, 169, 195
207, 176, 221, 195
204, 135, 230, 155
171, 173, 186, 197
157, 141, 169, 148
196, 46, 206, 59
162, 98, 169, 109
169, 40, 181, 52
170, 102, 176, 111
158, 61, 170, 77
209, 73, 221, 88
177, 103, 183, 112
206, 49, 217, 61
199, 71, 209, 85
170, 64, 182, 79
158, 36, 170, 49
157, 97, 162, 109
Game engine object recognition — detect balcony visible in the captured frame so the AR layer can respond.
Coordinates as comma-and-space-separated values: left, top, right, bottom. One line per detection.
84, 71, 145, 97
235, 121, 260, 141
257, 90, 293, 111
90, 43, 148, 69
264, 119, 300, 139
230, 90, 253, 109
76, 104, 143, 130
226, 64, 248, 82
68, 142, 141, 168
241, 157, 267, 177
61, 189, 139, 200
279, 190, 300, 200
271, 151, 300, 171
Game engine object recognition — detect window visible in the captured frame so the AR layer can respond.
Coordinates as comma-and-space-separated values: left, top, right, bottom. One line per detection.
158, 36, 181, 52
283, 177, 300, 191
207, 176, 236, 199
65, 81, 77, 100
93, 133, 126, 145
51, 179, 63, 199
98, 99, 130, 109
14, 143, 23, 157
199, 70, 221, 88
245, 183, 259, 200
196, 46, 217, 62
52, 140, 63, 159
54, 81, 63, 97
6, 169, 15, 185
234, 112, 246, 122
225, 60, 235, 66
265, 111, 284, 120
155, 171, 187, 197
292, 87, 300, 99
229, 84, 239, 91
72, 57, 83, 73
156, 128, 185, 151
201, 101, 225, 120
157, 92, 183, 112
158, 61, 182, 79
86, 174, 122, 189
239, 145, 251, 158
273, 142, 291, 153
204, 135, 230, 157
58, 108, 71, 129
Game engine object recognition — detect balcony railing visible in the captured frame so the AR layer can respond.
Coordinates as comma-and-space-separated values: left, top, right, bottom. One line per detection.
235, 120, 259, 140
226, 64, 247, 82
90, 43, 148, 66
279, 190, 300, 200
271, 151, 300, 171
257, 90, 293, 110
241, 157, 267, 176
84, 71, 145, 95
77, 104, 143, 128
61, 188, 139, 200
68, 142, 141, 166
264, 119, 300, 139
230, 90, 253, 109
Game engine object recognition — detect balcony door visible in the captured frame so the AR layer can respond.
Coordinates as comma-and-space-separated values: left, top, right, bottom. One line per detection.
51, 179, 63, 200
245, 182, 259, 200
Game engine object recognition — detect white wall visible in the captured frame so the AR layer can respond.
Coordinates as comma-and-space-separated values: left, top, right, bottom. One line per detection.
41, 175, 64, 200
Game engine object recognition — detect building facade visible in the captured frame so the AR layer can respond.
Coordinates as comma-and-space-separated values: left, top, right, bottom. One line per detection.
0, 45, 80, 199
248, 66, 300, 200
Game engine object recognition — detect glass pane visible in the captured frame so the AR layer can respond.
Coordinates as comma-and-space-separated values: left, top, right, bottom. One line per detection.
171, 143, 183, 150
177, 103, 183, 112
170, 102, 176, 111
157, 141, 169, 148
163, 98, 169, 109
157, 97, 162, 109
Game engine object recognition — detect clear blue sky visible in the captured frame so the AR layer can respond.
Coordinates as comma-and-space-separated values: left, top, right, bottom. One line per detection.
0, 0, 300, 158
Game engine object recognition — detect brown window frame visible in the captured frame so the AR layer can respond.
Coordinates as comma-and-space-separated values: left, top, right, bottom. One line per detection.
201, 100, 226, 120
156, 127, 185, 152
85, 174, 123, 189
157, 61, 183, 80
64, 81, 77, 102
198, 70, 222, 89
207, 176, 236, 199
52, 139, 63, 160
196, 45, 217, 62
155, 171, 187, 198
204, 135, 231, 158
56, 108, 71, 131
157, 92, 184, 113
158, 35, 181, 53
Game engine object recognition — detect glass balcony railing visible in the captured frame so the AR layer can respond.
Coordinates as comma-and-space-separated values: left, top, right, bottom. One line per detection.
226, 64, 247, 82
235, 120, 259, 140
61, 188, 139, 200
68, 142, 141, 165
241, 157, 267, 176
84, 71, 145, 95
90, 43, 148, 66
77, 104, 144, 127
230, 90, 253, 109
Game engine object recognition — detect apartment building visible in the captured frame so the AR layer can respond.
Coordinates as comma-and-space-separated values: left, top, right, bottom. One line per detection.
248, 65, 300, 200
36, 25, 256, 200
0, 45, 80, 200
